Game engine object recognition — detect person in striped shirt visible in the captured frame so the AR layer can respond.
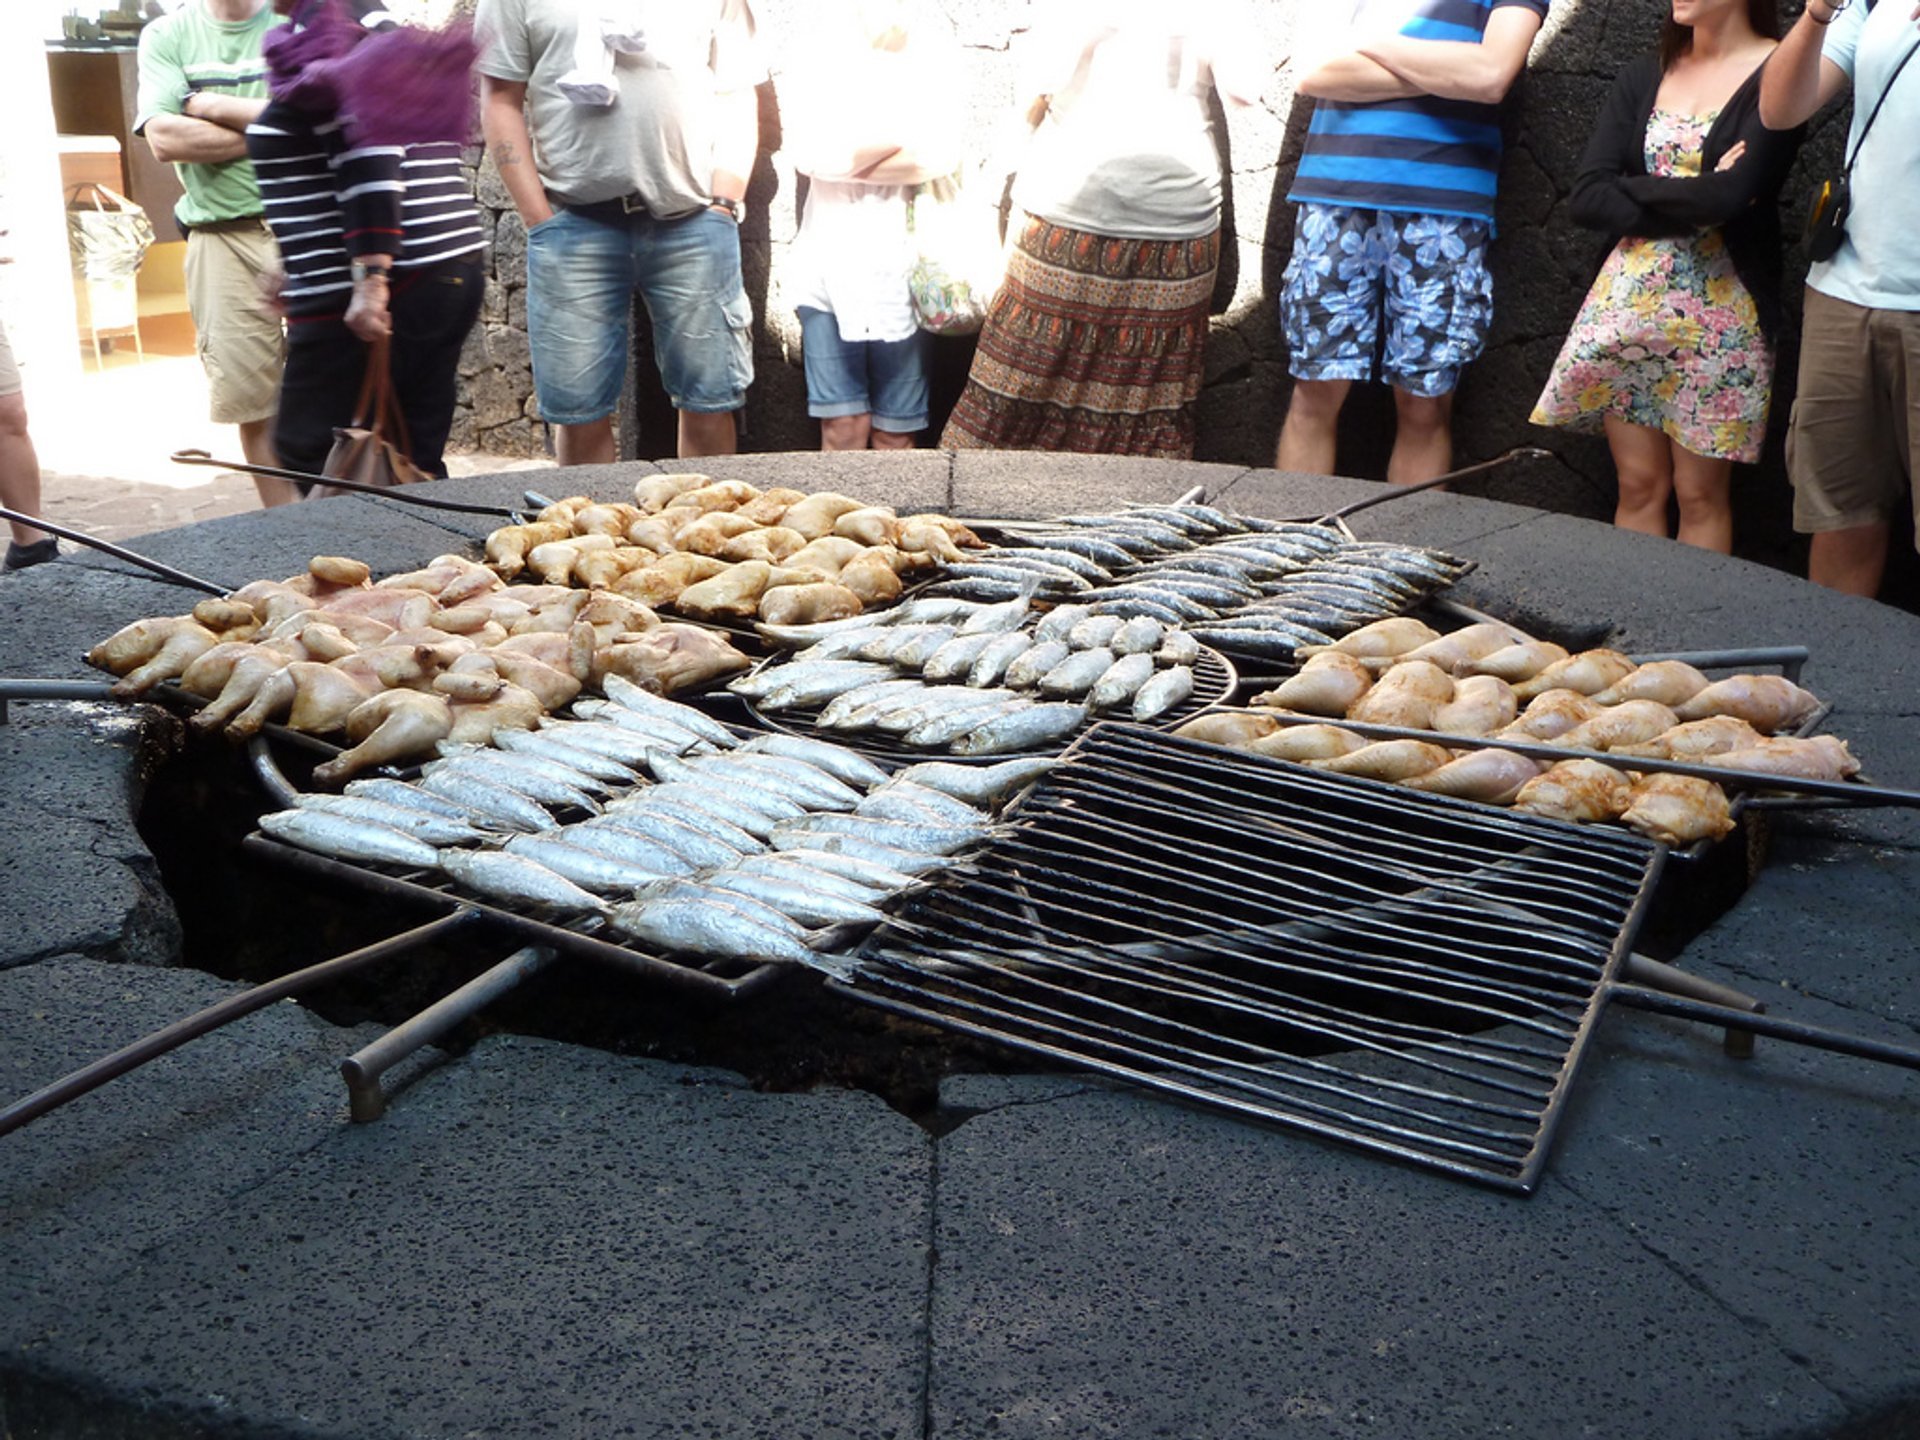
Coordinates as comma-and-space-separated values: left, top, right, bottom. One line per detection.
245, 0, 487, 484
1274, 0, 1549, 486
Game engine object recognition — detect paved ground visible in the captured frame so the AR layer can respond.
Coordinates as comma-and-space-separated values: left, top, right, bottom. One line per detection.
1, 452, 1916, 1440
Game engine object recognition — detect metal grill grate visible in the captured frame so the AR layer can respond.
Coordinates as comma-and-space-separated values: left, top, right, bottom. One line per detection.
833, 723, 1665, 1192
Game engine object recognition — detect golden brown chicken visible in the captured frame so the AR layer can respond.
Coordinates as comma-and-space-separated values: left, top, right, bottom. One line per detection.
673, 511, 765, 556
1512, 649, 1636, 701
1429, 674, 1518, 737
313, 689, 456, 785
1404, 748, 1544, 805
1591, 660, 1711, 708
665, 478, 762, 514
1245, 724, 1370, 762
571, 547, 656, 591
1172, 711, 1281, 747
1252, 651, 1373, 717
1610, 715, 1766, 761
1347, 659, 1453, 730
780, 492, 868, 539
676, 559, 776, 620
1703, 735, 1860, 781
837, 548, 906, 606
484, 519, 572, 579
226, 660, 380, 738
1315, 739, 1455, 782
758, 581, 865, 627
87, 616, 224, 698
1458, 639, 1569, 684
721, 526, 807, 565
527, 533, 618, 586
1499, 688, 1605, 741
1551, 700, 1681, 753
609, 552, 733, 607
1512, 759, 1633, 823
1672, 674, 1821, 733
1620, 773, 1734, 846
832, 506, 902, 547
569, 502, 646, 538
736, 487, 809, 526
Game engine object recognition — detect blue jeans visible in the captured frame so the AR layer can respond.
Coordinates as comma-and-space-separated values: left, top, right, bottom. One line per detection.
525, 206, 753, 422
796, 306, 929, 432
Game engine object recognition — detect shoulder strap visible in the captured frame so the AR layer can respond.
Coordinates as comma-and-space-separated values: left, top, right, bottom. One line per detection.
1845, 33, 1920, 175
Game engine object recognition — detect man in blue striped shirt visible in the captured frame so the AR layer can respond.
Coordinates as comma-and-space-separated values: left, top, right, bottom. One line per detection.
1275, 0, 1549, 486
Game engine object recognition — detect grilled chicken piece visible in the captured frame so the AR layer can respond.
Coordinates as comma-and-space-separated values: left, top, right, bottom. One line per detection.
780, 491, 868, 539
664, 478, 763, 515
1499, 688, 1605, 741
1704, 735, 1860, 782
1404, 748, 1543, 804
676, 559, 775, 620
186, 644, 301, 730
832, 506, 902, 547
722, 526, 807, 565
1246, 724, 1370, 762
577, 592, 661, 645
1429, 674, 1518, 737
633, 471, 712, 513
227, 660, 381, 738
1172, 711, 1281, 747
838, 548, 907, 606
1302, 616, 1440, 662
484, 520, 572, 579
1611, 715, 1766, 761
569, 503, 646, 538
758, 581, 865, 627
313, 690, 455, 786
1253, 651, 1373, 717
1315, 739, 1455, 782
1397, 623, 1520, 673
447, 682, 546, 745
1552, 700, 1681, 753
180, 639, 281, 698
533, 495, 594, 526
1512, 759, 1633, 823
1458, 639, 1569, 684
1673, 674, 1821, 733
736, 487, 809, 526
1620, 773, 1734, 846
527, 533, 618, 586
592, 623, 751, 695
571, 546, 655, 591
1347, 659, 1453, 730
674, 511, 765, 556
610, 552, 735, 607
783, 536, 865, 577
1591, 660, 1711, 708
1513, 649, 1636, 701
897, 521, 967, 562
190, 598, 260, 637
900, 513, 984, 549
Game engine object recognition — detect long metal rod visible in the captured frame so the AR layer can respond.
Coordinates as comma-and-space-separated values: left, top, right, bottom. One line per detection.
168, 449, 521, 516
0, 678, 116, 725
1306, 447, 1552, 525
0, 505, 230, 594
1607, 984, 1920, 1071
341, 945, 559, 1122
1624, 953, 1764, 1058
0, 910, 482, 1139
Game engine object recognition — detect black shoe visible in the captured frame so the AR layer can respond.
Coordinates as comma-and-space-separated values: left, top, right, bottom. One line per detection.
2, 538, 59, 572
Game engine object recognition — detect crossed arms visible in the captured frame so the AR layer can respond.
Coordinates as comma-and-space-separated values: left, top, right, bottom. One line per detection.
1297, 1, 1545, 107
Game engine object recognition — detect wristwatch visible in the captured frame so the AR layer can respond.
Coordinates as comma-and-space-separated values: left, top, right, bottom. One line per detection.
350, 260, 392, 283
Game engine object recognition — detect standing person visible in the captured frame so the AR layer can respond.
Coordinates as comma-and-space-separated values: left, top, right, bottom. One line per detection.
247, 0, 487, 483
475, 0, 763, 466
1760, 0, 1920, 598
0, 315, 55, 573
783, 0, 963, 452
1530, 0, 1798, 553
939, 0, 1262, 459
137, 0, 297, 507
1274, 0, 1548, 486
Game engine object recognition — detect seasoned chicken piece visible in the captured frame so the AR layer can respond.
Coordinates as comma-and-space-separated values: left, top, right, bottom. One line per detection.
477, 649, 582, 710
508, 589, 592, 635
722, 525, 807, 565
633, 471, 712, 512
1245, 724, 1370, 763
1512, 759, 1632, 823
1347, 659, 1453, 730
569, 502, 646, 538
1673, 674, 1821, 733
227, 660, 381, 738
1405, 748, 1543, 805
838, 547, 906, 606
228, 578, 320, 628
624, 515, 681, 554
308, 555, 372, 589
572, 546, 656, 591
187, 644, 300, 731
783, 535, 865, 577
833, 506, 902, 547
736, 487, 809, 526
781, 491, 868, 539
677, 560, 774, 620
527, 533, 618, 586
1621, 773, 1734, 846
664, 478, 763, 514
1610, 715, 1766, 761
896, 521, 967, 562
674, 511, 765, 556
1315, 739, 1455, 782
1704, 735, 1860, 782
1397, 623, 1520, 673
313, 690, 455, 785
447, 682, 547, 744
190, 598, 260, 637
758, 582, 865, 627
1172, 711, 1280, 747
899, 513, 984, 549
1429, 674, 1518, 737
1458, 639, 1569, 684
1499, 688, 1605, 741
533, 495, 594, 526
495, 622, 596, 683
610, 552, 734, 607
374, 558, 486, 597
1252, 651, 1373, 717
1552, 700, 1680, 752
1300, 616, 1440, 662
577, 592, 661, 645
592, 623, 751, 694
1591, 660, 1712, 708
484, 519, 571, 579
1512, 649, 1636, 701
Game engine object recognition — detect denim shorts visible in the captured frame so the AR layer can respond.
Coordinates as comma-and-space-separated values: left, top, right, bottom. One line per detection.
796, 306, 929, 432
525, 206, 753, 421
1280, 203, 1494, 398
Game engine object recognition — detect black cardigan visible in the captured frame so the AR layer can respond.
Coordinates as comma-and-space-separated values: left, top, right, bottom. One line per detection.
1566, 53, 1805, 340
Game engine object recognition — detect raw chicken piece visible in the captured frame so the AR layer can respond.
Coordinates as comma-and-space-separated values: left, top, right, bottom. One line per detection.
900, 513, 984, 548
308, 555, 371, 588
484, 519, 571, 578
1703, 735, 1860, 782
190, 598, 259, 637
313, 587, 438, 631
313, 690, 455, 785
447, 682, 546, 744
180, 639, 278, 698
780, 492, 868, 539
611, 552, 734, 607
784, 536, 864, 577
758, 582, 864, 627
576, 592, 660, 644
1459, 639, 1569, 683
593, 624, 752, 694
187, 644, 300, 731
838, 548, 906, 606
633, 471, 712, 512
722, 526, 807, 565
1404, 748, 1543, 804
1512, 759, 1632, 823
674, 511, 765, 556
496, 624, 596, 683
1172, 711, 1280, 747
1611, 716, 1766, 761
677, 560, 775, 620
1246, 725, 1370, 762
1252, 651, 1373, 717
228, 660, 380, 738
1301, 616, 1440, 662
833, 506, 902, 547
1552, 700, 1680, 752
1591, 660, 1711, 707
1315, 739, 1455, 782
1499, 688, 1604, 741
1672, 674, 1821, 733
664, 479, 762, 514
1396, 623, 1520, 673
1512, 649, 1636, 701
480, 650, 582, 710
1621, 773, 1734, 846
1429, 674, 1518, 737
533, 495, 593, 526
508, 590, 591, 636
229, 578, 320, 628
1347, 660, 1453, 730
570, 503, 646, 538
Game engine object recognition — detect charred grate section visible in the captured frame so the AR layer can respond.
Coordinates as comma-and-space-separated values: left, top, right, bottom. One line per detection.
835, 723, 1664, 1192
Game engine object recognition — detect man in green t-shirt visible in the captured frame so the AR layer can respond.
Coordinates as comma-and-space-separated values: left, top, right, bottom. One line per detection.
136, 0, 296, 506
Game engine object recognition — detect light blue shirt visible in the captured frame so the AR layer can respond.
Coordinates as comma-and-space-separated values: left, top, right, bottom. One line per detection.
1809, 0, 1920, 311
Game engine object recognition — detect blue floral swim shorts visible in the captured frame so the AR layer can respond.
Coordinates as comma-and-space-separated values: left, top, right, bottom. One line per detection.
1279, 204, 1494, 399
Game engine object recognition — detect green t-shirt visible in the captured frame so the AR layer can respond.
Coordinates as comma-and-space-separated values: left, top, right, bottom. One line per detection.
135, 2, 280, 227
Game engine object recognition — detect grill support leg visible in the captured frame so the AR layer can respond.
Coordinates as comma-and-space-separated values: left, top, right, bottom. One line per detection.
1625, 954, 1764, 1059
341, 946, 559, 1122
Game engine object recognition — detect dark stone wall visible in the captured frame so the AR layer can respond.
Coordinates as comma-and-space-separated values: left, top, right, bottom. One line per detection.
446, 0, 1870, 578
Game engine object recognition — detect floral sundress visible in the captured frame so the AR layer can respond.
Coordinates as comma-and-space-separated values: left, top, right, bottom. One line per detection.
1530, 108, 1772, 463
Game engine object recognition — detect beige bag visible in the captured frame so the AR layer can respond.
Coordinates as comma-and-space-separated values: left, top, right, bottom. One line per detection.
312, 335, 428, 500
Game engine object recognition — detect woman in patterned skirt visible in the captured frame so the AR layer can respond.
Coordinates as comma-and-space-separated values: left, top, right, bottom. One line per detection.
939, 1, 1261, 459
1531, 0, 1802, 551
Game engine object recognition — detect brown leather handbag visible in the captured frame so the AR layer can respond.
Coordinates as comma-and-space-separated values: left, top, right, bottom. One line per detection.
312, 334, 429, 500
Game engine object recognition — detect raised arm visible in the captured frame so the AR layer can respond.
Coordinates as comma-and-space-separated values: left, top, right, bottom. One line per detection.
1758, 1, 1852, 130
1358, 4, 1545, 105
479, 75, 553, 228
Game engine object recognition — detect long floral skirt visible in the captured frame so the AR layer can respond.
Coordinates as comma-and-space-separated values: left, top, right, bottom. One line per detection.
940, 214, 1219, 459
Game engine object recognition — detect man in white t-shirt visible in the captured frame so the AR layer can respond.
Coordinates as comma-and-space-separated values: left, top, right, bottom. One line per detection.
1760, 0, 1920, 597
475, 0, 763, 464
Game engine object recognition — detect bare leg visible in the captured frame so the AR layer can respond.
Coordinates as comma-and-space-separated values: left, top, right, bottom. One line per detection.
820, 414, 873, 452
239, 418, 300, 508
1808, 522, 1890, 597
1387, 387, 1453, 486
555, 418, 617, 467
678, 409, 738, 459
1669, 442, 1734, 553
1604, 414, 1674, 539
869, 428, 916, 452
1275, 377, 1351, 474
0, 391, 49, 545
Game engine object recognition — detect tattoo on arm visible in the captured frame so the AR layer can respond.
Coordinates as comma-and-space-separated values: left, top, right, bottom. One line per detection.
492, 141, 520, 167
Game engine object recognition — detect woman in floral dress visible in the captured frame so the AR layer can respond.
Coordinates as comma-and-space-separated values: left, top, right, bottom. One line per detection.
1531, 0, 1803, 551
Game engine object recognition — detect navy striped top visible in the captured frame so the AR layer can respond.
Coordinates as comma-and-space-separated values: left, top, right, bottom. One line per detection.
1288, 0, 1549, 226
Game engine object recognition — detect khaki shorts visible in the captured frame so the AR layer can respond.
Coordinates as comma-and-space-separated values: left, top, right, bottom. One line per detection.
184, 221, 285, 425
1785, 287, 1920, 542
0, 315, 20, 398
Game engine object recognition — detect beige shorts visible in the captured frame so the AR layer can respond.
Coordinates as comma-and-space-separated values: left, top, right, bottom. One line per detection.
184, 220, 285, 425
1785, 287, 1920, 542
0, 315, 20, 398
